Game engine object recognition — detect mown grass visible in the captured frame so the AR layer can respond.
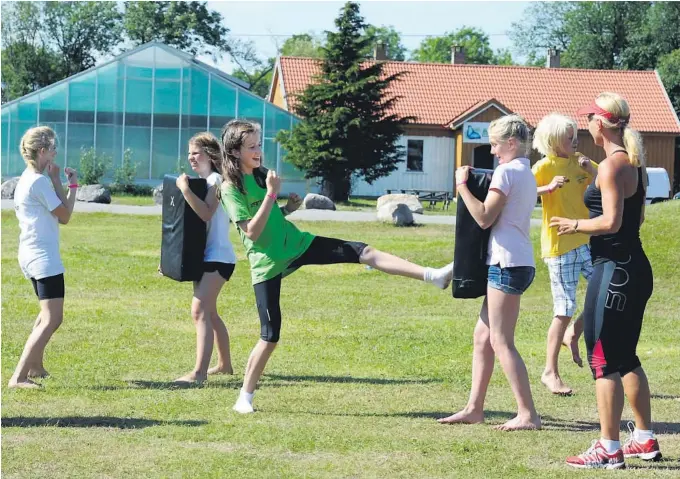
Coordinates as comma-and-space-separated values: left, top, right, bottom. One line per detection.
2, 202, 679, 478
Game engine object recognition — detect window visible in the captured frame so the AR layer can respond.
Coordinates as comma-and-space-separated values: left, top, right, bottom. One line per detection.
407, 139, 424, 172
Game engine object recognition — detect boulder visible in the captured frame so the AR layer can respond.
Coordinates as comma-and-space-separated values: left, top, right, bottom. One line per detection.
1, 177, 20, 199
303, 193, 336, 210
377, 203, 414, 226
76, 184, 111, 204
376, 194, 423, 214
153, 183, 163, 205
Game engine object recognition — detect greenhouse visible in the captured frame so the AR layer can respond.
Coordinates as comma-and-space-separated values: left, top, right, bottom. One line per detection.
1, 42, 304, 185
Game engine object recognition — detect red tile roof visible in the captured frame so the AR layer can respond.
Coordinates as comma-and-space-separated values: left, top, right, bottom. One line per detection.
275, 57, 680, 134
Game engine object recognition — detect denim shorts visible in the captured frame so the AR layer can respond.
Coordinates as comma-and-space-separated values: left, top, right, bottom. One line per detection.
488, 264, 535, 295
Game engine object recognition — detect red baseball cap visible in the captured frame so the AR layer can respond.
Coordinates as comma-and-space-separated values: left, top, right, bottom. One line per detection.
576, 102, 629, 124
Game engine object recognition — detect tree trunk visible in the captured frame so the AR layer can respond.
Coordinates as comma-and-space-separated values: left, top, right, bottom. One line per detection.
321, 176, 351, 202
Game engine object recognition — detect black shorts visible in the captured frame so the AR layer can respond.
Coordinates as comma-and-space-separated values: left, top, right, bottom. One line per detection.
203, 262, 235, 281
254, 236, 368, 342
583, 252, 653, 379
30, 274, 65, 300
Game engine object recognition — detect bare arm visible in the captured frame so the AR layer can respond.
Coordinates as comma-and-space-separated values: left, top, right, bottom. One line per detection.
550, 160, 623, 236
181, 184, 219, 222
49, 165, 77, 225
237, 195, 277, 242
236, 170, 281, 242
457, 186, 507, 230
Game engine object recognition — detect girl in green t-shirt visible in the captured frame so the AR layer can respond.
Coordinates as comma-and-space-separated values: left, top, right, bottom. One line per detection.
219, 120, 453, 414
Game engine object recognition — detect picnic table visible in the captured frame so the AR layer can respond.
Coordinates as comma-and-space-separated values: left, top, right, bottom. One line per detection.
385, 189, 453, 210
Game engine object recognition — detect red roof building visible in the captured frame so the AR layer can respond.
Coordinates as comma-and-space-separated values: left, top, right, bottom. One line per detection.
269, 53, 680, 197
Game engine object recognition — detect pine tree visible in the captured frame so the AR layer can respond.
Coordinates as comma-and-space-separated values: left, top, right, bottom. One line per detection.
276, 2, 413, 201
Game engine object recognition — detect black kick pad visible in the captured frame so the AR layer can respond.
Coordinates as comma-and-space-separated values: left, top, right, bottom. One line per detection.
160, 174, 208, 282
452, 168, 494, 299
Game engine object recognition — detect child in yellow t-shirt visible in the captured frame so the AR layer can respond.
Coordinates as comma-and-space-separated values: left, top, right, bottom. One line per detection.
532, 113, 597, 396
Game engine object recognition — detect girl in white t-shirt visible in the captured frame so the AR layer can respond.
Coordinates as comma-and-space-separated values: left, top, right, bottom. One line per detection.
439, 115, 541, 431
9, 126, 79, 389
173, 132, 237, 384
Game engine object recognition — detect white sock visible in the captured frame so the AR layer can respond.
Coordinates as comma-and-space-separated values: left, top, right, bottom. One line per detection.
634, 428, 655, 442
600, 438, 621, 453
424, 262, 454, 289
239, 388, 254, 403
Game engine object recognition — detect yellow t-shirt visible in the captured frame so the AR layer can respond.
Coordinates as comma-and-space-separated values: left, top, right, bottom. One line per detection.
532, 153, 598, 258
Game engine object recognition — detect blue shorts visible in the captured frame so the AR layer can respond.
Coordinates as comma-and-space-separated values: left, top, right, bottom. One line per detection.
488, 264, 535, 295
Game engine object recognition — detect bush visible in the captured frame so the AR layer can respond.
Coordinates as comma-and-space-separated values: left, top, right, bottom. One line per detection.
108, 183, 154, 196
79, 147, 110, 185
113, 149, 138, 187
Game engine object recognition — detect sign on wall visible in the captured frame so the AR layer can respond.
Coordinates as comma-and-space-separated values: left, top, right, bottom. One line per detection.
462, 122, 490, 144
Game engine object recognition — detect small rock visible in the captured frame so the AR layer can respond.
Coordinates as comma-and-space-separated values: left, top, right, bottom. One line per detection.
1, 177, 20, 199
153, 183, 164, 205
376, 194, 423, 214
76, 184, 111, 204
377, 203, 414, 226
303, 193, 336, 210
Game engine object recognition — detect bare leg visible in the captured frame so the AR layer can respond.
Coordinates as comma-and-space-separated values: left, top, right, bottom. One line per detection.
596, 373, 625, 441
242, 340, 278, 394
562, 315, 584, 367
542, 315, 574, 395
360, 246, 425, 280
360, 246, 453, 289
9, 298, 64, 389
27, 314, 50, 378
208, 312, 234, 375
487, 287, 541, 431
175, 272, 225, 383
439, 298, 493, 424
622, 367, 652, 432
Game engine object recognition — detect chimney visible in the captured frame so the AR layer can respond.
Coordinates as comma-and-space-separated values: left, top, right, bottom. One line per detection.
373, 41, 387, 61
547, 47, 561, 68
451, 44, 465, 65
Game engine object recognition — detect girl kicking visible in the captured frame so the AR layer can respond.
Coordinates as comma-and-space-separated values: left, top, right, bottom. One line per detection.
218, 119, 454, 413
173, 132, 237, 384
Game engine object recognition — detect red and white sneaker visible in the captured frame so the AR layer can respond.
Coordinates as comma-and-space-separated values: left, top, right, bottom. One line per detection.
622, 422, 662, 461
566, 440, 625, 470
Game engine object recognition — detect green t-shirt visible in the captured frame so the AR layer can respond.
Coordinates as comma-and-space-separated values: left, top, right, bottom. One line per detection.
220, 174, 315, 284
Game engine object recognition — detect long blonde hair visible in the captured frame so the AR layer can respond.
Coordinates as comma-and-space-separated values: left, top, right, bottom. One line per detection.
533, 113, 577, 157
189, 132, 222, 174
488, 114, 532, 157
20, 126, 56, 170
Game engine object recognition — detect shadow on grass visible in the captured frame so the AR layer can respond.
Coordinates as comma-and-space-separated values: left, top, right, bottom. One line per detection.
85, 379, 240, 391
285, 409, 514, 421
263, 374, 441, 385
626, 459, 680, 471
652, 393, 680, 400
2, 416, 207, 429
540, 416, 680, 434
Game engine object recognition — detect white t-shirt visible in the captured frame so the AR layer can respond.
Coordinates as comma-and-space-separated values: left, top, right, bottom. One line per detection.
204, 172, 236, 264
14, 169, 65, 279
486, 157, 536, 268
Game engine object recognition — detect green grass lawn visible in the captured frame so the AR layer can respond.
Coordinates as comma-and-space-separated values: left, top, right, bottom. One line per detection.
110, 193, 156, 206
2, 203, 679, 478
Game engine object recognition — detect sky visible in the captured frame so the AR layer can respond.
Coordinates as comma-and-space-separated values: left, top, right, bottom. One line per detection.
202, 0, 533, 73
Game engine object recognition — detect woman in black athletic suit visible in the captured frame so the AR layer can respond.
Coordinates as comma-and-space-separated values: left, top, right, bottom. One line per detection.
551, 92, 661, 469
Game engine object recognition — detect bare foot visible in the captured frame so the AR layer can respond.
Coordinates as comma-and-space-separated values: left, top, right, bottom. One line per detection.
541, 372, 573, 396
174, 372, 207, 384
8, 378, 42, 389
562, 332, 583, 368
437, 408, 484, 424
494, 415, 541, 431
207, 365, 234, 375
28, 368, 50, 379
